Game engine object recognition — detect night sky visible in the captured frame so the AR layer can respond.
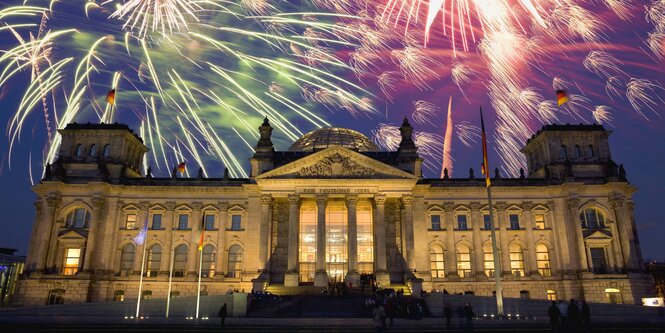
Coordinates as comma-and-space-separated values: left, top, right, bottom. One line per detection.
0, 1, 664, 262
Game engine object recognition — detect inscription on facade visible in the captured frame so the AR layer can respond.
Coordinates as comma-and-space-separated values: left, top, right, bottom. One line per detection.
298, 187, 376, 194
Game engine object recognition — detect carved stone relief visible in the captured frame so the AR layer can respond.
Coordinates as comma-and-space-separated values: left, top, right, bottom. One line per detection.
295, 153, 376, 178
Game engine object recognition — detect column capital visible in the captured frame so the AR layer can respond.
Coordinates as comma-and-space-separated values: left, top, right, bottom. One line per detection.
442, 201, 455, 212
46, 196, 62, 208
261, 194, 273, 207
191, 201, 203, 211
401, 194, 413, 206
566, 198, 580, 209
91, 197, 106, 209
495, 201, 508, 211
165, 201, 177, 211
546, 200, 555, 210
138, 201, 150, 211
218, 201, 229, 211
609, 198, 624, 209
316, 194, 328, 207
34, 200, 43, 213
627, 201, 634, 212
470, 201, 482, 211
521, 201, 534, 211
287, 194, 300, 206
116, 200, 126, 210
373, 194, 386, 206
345, 194, 359, 207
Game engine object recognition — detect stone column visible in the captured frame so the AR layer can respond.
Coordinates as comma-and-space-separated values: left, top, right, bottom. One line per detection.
25, 200, 44, 273
84, 196, 107, 273
470, 202, 483, 277
37, 195, 61, 273
611, 198, 640, 270
606, 220, 623, 273
566, 198, 588, 272
522, 202, 539, 276
188, 202, 202, 275
285, 195, 300, 287
160, 202, 176, 275
496, 202, 511, 276
373, 194, 390, 286
314, 195, 328, 287
443, 202, 458, 277
215, 203, 228, 277
345, 195, 360, 285
259, 194, 273, 272
548, 200, 570, 274
402, 195, 416, 272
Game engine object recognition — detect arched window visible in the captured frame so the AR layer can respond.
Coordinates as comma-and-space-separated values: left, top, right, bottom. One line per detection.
536, 244, 552, 277
146, 244, 161, 277
587, 145, 594, 157
483, 243, 495, 277
120, 244, 135, 275
574, 145, 581, 158
47, 289, 65, 305
65, 208, 91, 228
227, 244, 243, 278
102, 144, 111, 158
456, 245, 471, 278
75, 144, 83, 157
558, 145, 567, 160
202, 244, 216, 278
113, 290, 124, 302
579, 208, 606, 229
509, 243, 525, 277
173, 244, 188, 277
429, 245, 445, 278
89, 144, 97, 157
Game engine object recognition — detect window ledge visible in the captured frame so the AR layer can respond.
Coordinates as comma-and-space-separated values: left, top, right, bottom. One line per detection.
175, 228, 192, 231
428, 228, 445, 232
226, 228, 245, 232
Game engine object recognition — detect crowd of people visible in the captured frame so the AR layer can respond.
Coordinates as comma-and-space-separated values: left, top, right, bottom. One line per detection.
548, 299, 591, 332
367, 288, 428, 332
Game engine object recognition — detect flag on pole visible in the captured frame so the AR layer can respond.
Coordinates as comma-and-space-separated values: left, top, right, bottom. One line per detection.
177, 162, 186, 174
480, 107, 491, 188
198, 214, 205, 251
106, 89, 116, 105
133, 217, 149, 245
556, 89, 569, 106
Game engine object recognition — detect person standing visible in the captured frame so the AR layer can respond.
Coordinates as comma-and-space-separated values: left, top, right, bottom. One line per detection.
581, 301, 590, 331
463, 302, 475, 332
548, 301, 561, 332
444, 303, 452, 329
218, 303, 228, 326
567, 299, 581, 332
372, 303, 385, 333
558, 300, 569, 331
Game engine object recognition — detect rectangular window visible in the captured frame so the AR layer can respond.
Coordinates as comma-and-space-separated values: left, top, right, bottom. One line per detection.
590, 247, 608, 274
509, 214, 520, 230
484, 251, 495, 277
178, 214, 189, 230
456, 252, 471, 277
63, 248, 81, 275
151, 214, 162, 230
483, 214, 492, 230
430, 215, 441, 231
535, 214, 545, 229
231, 214, 242, 230
204, 214, 215, 230
547, 290, 557, 301
125, 213, 137, 230
457, 215, 468, 230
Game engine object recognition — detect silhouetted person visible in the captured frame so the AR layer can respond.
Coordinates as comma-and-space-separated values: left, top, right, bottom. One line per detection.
581, 301, 590, 331
548, 301, 561, 332
567, 299, 580, 332
372, 303, 385, 333
444, 303, 452, 329
558, 300, 569, 331
463, 302, 475, 332
218, 303, 228, 326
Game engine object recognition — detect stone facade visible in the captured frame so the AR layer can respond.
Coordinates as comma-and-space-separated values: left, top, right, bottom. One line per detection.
14, 120, 653, 306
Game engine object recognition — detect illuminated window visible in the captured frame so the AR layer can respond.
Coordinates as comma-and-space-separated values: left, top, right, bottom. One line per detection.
535, 214, 545, 229
547, 289, 557, 301
509, 243, 525, 277
536, 244, 551, 276
457, 215, 468, 230
579, 208, 605, 229
456, 245, 472, 277
146, 244, 161, 277
202, 244, 216, 278
227, 245, 243, 278
173, 244, 188, 277
125, 213, 137, 230
151, 213, 162, 230
356, 202, 374, 274
483, 243, 495, 277
509, 214, 520, 230
326, 201, 348, 281
429, 245, 445, 278
177, 214, 189, 230
120, 244, 135, 275
231, 214, 242, 230
63, 248, 81, 275
204, 213, 215, 230
113, 290, 124, 302
430, 215, 442, 231
605, 288, 623, 304
65, 208, 90, 228
299, 201, 317, 282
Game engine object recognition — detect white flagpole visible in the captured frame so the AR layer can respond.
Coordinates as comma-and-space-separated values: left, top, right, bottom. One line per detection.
166, 244, 175, 318
135, 230, 148, 318
195, 247, 203, 318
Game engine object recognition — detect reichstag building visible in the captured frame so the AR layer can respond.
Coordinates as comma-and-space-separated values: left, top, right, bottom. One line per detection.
15, 118, 653, 305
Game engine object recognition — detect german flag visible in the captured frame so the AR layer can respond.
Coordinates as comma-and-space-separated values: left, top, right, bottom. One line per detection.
177, 162, 186, 174
556, 89, 569, 106
198, 214, 205, 251
106, 89, 116, 105
480, 108, 491, 188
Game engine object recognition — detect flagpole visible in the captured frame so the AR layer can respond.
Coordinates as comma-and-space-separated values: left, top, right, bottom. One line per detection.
486, 185, 504, 316
166, 244, 175, 318
195, 247, 203, 318
135, 233, 148, 318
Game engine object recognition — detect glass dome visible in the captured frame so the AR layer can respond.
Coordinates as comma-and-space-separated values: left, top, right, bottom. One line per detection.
288, 127, 380, 152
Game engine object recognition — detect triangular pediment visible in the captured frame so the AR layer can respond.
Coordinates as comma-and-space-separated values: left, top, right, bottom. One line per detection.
256, 146, 417, 180
58, 229, 88, 240
584, 229, 612, 240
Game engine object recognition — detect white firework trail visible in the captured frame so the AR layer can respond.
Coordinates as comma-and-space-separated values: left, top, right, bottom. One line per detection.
592, 105, 613, 125
412, 100, 438, 126
583, 51, 626, 78
455, 121, 480, 149
626, 78, 664, 119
